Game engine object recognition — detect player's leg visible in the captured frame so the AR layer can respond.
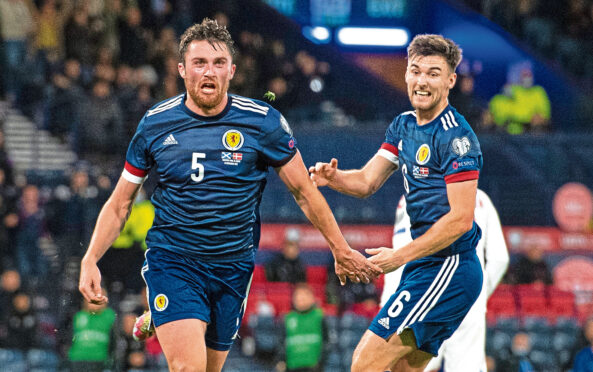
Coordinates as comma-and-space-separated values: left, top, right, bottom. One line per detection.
391, 349, 433, 372
203, 259, 254, 372
205, 348, 231, 372
423, 343, 444, 372
156, 319, 208, 372
351, 328, 417, 372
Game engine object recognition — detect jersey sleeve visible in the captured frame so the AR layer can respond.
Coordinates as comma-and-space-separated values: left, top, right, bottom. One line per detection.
122, 118, 153, 184
377, 117, 400, 165
439, 126, 482, 184
258, 109, 297, 167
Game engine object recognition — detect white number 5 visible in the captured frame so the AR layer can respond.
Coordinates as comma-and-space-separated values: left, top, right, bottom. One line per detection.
387, 290, 411, 317
191, 152, 206, 183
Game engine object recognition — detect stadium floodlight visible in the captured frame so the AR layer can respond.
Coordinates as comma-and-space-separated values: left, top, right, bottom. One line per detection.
302, 26, 331, 44
336, 27, 409, 47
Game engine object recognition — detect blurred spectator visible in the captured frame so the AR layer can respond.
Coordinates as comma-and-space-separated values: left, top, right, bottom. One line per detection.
44, 59, 84, 142
573, 317, 593, 371
68, 288, 116, 372
77, 79, 124, 163
450, 74, 486, 131
0, 290, 38, 350
0, 129, 14, 184
118, 312, 149, 371
507, 243, 553, 285
46, 167, 102, 260
276, 283, 326, 372
99, 188, 154, 293
15, 184, 48, 286
265, 232, 306, 284
488, 65, 551, 134
0, 0, 36, 102
0, 268, 22, 320
100, 0, 124, 56
118, 6, 151, 67
34, 0, 74, 78
64, 4, 97, 67
0, 167, 18, 268
496, 331, 535, 372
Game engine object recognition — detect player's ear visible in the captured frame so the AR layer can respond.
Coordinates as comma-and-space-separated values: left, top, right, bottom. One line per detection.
178, 62, 186, 79
229, 64, 236, 80
448, 72, 457, 89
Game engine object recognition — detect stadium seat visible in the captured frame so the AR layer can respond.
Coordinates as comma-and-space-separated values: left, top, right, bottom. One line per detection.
252, 265, 267, 284
547, 287, 576, 319
518, 292, 547, 318
487, 290, 517, 320
522, 316, 551, 333
530, 349, 559, 371
306, 265, 328, 286
0, 349, 26, 372
248, 314, 281, 354
522, 17, 557, 55
308, 282, 327, 304
490, 331, 512, 354
27, 349, 59, 368
529, 331, 553, 352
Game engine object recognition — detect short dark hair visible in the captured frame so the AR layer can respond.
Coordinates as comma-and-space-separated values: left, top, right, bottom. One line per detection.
407, 34, 462, 73
178, 18, 236, 64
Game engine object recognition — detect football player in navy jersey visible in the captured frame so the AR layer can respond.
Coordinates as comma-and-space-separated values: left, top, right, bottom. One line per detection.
78, 19, 380, 372
309, 34, 484, 372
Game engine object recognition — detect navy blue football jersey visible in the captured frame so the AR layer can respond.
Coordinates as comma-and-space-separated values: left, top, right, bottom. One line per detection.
378, 105, 483, 257
122, 93, 297, 261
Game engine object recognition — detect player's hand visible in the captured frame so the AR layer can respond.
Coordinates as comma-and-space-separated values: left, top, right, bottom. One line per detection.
366, 247, 403, 274
79, 259, 108, 305
308, 158, 338, 187
334, 248, 382, 285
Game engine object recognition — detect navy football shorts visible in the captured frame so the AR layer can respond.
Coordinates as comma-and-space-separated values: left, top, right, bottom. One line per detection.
369, 250, 482, 355
141, 248, 254, 351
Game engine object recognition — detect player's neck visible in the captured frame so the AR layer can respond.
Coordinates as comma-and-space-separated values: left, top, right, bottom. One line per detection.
415, 99, 449, 126
185, 94, 229, 117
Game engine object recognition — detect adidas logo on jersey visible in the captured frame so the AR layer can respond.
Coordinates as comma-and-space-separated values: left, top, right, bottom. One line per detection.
378, 317, 390, 329
163, 134, 178, 145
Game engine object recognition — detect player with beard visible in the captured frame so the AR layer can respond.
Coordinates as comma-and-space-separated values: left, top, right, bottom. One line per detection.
310, 34, 483, 371
78, 18, 380, 372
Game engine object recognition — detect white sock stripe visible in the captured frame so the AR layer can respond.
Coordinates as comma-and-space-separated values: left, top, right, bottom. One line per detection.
447, 111, 459, 127
419, 254, 460, 322
232, 96, 269, 112
231, 102, 267, 115
397, 256, 452, 334
407, 255, 457, 326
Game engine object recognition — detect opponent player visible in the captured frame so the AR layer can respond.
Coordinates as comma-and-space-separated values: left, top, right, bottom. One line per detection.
78, 19, 380, 372
382, 191, 509, 372
309, 34, 483, 371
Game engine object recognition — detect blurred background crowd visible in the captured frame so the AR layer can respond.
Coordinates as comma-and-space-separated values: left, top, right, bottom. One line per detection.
1, 0, 593, 371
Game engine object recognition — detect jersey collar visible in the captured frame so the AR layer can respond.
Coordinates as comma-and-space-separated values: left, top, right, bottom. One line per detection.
181, 93, 232, 122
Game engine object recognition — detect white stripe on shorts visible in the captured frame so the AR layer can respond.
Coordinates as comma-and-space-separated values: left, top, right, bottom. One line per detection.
418, 254, 459, 321
396, 255, 457, 334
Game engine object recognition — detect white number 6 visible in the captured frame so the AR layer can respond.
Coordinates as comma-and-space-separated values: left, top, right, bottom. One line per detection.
191, 152, 206, 183
387, 290, 411, 317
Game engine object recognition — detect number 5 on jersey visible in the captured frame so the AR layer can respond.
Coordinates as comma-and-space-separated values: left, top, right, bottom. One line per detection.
191, 152, 206, 183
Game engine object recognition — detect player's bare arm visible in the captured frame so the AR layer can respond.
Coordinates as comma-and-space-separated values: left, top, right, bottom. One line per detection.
308, 154, 397, 198
277, 150, 382, 284
367, 179, 477, 273
79, 177, 142, 304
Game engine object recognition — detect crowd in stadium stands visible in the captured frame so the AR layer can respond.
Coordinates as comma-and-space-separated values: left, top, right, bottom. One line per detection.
0, 0, 591, 371
463, 0, 593, 84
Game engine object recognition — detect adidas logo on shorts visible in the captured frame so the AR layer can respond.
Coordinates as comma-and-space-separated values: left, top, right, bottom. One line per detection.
378, 317, 390, 329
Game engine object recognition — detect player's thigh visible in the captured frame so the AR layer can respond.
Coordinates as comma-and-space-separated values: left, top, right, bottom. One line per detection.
390, 349, 433, 372
351, 329, 417, 372
156, 318, 208, 372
